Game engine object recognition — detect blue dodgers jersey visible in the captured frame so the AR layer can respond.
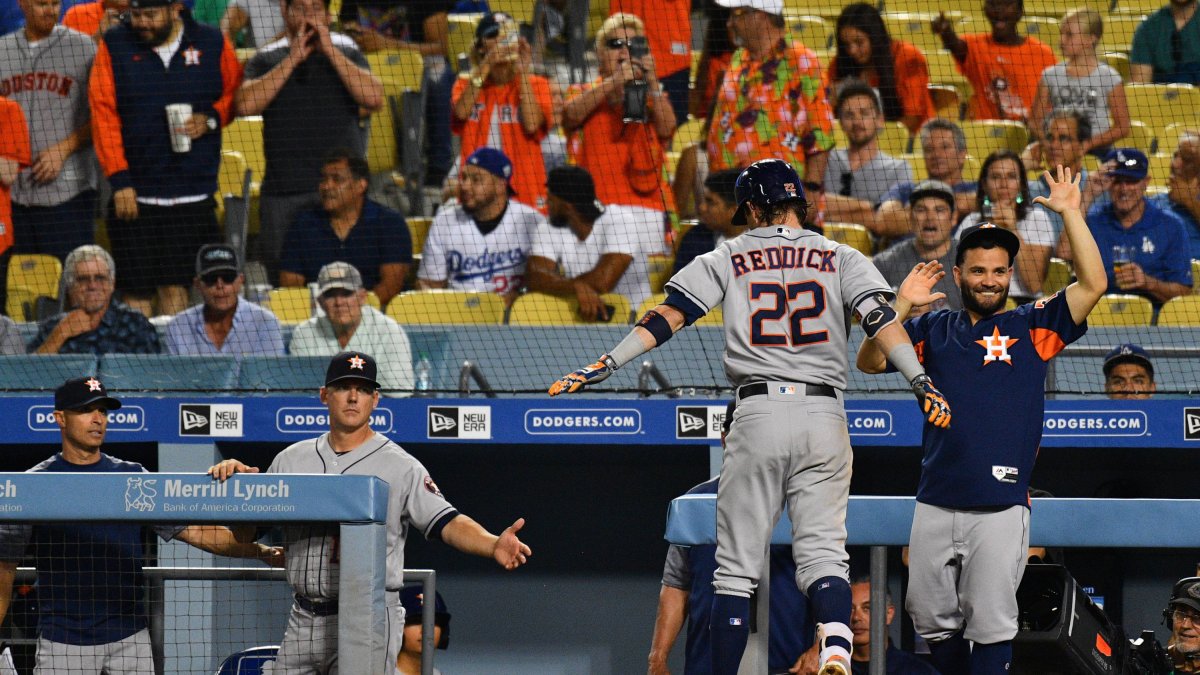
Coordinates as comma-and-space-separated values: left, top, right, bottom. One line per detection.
903, 292, 1087, 508
680, 479, 813, 674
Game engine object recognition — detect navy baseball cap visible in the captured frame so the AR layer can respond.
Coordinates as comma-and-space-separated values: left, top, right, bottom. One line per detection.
465, 147, 517, 196
475, 12, 513, 39
55, 376, 122, 412
956, 222, 1020, 266
546, 166, 604, 220
1169, 578, 1200, 614
324, 351, 380, 389
1103, 148, 1148, 180
196, 244, 240, 277
1103, 343, 1153, 377
400, 585, 451, 648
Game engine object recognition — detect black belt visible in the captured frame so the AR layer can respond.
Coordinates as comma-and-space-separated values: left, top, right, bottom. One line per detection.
738, 382, 836, 399
295, 594, 338, 616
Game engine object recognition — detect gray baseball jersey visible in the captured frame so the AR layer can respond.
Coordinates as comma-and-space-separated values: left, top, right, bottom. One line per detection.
0, 26, 97, 207
666, 225, 892, 389
268, 431, 458, 599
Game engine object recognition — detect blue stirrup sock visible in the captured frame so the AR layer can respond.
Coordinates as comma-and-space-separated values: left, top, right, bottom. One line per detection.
807, 576, 852, 666
928, 631, 970, 674
970, 640, 1012, 675
710, 593, 750, 675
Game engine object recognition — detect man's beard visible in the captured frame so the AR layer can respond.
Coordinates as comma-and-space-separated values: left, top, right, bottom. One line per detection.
959, 277, 1008, 316
137, 21, 173, 47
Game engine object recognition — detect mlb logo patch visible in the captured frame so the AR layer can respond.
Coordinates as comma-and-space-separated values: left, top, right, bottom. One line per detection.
778, 385, 796, 395
729, 618, 743, 626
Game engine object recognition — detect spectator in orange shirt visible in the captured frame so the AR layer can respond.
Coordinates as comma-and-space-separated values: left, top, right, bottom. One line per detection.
931, 0, 1057, 122
62, 0, 128, 39
828, 2, 934, 135
452, 12, 553, 214
607, 0, 690, 123
705, 0, 833, 219
563, 12, 675, 246
0, 95, 31, 313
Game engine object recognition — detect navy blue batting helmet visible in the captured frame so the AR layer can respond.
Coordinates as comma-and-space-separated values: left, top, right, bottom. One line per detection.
731, 159, 806, 225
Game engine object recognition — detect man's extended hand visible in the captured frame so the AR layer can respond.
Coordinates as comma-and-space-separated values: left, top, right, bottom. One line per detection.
548, 356, 616, 395
493, 518, 531, 570
912, 374, 951, 428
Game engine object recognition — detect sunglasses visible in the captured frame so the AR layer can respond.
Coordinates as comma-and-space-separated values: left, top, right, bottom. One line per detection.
605, 38, 632, 50
200, 270, 238, 286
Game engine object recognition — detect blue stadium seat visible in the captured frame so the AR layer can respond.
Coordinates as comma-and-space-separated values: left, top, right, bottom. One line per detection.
99, 355, 238, 391
214, 645, 278, 675
0, 355, 97, 391
237, 356, 328, 393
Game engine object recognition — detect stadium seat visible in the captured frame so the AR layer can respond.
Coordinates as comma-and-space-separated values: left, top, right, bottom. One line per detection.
1103, 52, 1131, 83
1018, 17, 1061, 58
883, 13, 965, 55
386, 290, 505, 325
508, 291, 632, 325
366, 97, 399, 175
960, 120, 1030, 159
1125, 84, 1200, 145
928, 84, 962, 120
99, 354, 239, 391
1147, 153, 1173, 188
218, 150, 253, 262
1194, 260, 1200, 293
0, 355, 96, 389
1156, 295, 1200, 326
365, 291, 381, 310
635, 295, 723, 326
367, 50, 424, 96
4, 286, 35, 322
1158, 122, 1199, 156
267, 287, 313, 326
783, 13, 831, 51
215, 645, 278, 675
237, 356, 327, 392
7, 254, 61, 302
586, 0, 609, 48
488, 0, 534, 26
1098, 14, 1146, 54
446, 14, 483, 71
1121, 120, 1154, 155
647, 254, 674, 294
924, 50, 974, 107
407, 217, 432, 256
782, 0, 843, 20
825, 222, 874, 256
1043, 257, 1072, 295
672, 117, 706, 152
1023, 0, 1110, 17
1087, 294, 1154, 326
223, 117, 266, 191
1110, 0, 1160, 15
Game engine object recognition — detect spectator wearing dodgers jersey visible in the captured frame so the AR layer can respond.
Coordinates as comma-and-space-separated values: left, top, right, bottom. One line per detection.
418, 147, 540, 306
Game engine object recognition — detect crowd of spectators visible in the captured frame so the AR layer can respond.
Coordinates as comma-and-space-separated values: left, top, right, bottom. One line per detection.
0, 0, 1198, 365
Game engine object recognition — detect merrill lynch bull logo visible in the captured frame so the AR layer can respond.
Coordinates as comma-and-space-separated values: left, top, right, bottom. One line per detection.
125, 477, 157, 512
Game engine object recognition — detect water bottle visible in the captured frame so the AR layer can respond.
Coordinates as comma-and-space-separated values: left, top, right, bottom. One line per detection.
415, 354, 432, 397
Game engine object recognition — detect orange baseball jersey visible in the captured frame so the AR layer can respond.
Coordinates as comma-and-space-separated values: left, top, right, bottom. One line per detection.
957, 34, 1057, 121
63, 1, 104, 37
607, 0, 691, 78
0, 97, 31, 254
451, 74, 553, 214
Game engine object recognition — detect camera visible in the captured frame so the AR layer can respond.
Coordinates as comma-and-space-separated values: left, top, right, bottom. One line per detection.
622, 35, 650, 124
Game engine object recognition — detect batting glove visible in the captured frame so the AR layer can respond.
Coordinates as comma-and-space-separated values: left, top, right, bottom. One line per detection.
911, 374, 951, 429
548, 355, 616, 396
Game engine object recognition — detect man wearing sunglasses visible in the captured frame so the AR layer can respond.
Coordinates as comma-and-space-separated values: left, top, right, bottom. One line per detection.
164, 244, 284, 355
1164, 577, 1200, 672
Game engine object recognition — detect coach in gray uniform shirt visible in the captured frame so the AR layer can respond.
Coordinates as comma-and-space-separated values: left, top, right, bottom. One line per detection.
0, 0, 98, 260
208, 351, 531, 674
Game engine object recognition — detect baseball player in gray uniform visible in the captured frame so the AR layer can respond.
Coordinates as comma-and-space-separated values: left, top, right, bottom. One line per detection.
0, 0, 98, 259
210, 351, 531, 674
550, 159, 951, 675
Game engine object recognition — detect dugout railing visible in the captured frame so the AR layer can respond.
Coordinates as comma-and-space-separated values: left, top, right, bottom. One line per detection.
666, 496, 1200, 675
0, 474, 394, 675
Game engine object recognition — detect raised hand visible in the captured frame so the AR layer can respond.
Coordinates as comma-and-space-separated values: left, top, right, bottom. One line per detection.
1032, 164, 1082, 214
899, 261, 948, 308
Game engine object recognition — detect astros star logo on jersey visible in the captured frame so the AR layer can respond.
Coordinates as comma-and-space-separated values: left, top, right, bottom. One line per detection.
348, 355, 365, 370
975, 326, 1019, 365
182, 46, 202, 66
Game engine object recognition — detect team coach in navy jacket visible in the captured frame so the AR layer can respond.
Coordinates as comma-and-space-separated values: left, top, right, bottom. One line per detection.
90, 0, 240, 317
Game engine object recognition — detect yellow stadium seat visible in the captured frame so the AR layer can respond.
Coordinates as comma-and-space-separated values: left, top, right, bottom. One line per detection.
1024, 0, 1110, 17
783, 13, 831, 51
587, 0, 609, 45
924, 49, 975, 106
366, 97, 397, 175
883, 13, 964, 56
218, 150, 248, 199
673, 117, 706, 152
386, 290, 505, 325
1043, 257, 1072, 295
267, 287, 313, 325
1193, 259, 1200, 293
1099, 14, 1147, 54
1156, 294, 1200, 326
407, 217, 432, 256
365, 291, 381, 310
1125, 83, 1200, 144
488, 0, 533, 26
635, 295, 723, 326
1158, 122, 1199, 156
508, 291, 631, 325
1087, 294, 1154, 327
1125, 120, 1155, 155
223, 117, 265, 190
446, 13, 483, 71
1147, 153, 1173, 188
8, 254, 62, 301
1111, 0, 1161, 15
960, 120, 1030, 159
4, 286, 35, 322
1103, 52, 1131, 83
647, 254, 674, 294
825, 222, 873, 256
963, 154, 982, 182
929, 84, 963, 121
367, 49, 424, 96
781, 0, 843, 20
1018, 17, 1062, 59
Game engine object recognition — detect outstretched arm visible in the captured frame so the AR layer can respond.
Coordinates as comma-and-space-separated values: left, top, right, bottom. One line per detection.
440, 515, 530, 570
548, 304, 687, 395
176, 525, 284, 566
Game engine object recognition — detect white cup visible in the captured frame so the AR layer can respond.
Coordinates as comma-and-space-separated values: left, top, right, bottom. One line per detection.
165, 103, 193, 153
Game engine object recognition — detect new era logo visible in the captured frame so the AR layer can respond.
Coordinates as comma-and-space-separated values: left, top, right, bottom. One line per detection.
678, 412, 705, 434
429, 408, 459, 437
178, 403, 243, 437
428, 406, 492, 439
180, 405, 210, 435
1186, 408, 1200, 441
182, 410, 207, 430
675, 406, 727, 440
430, 411, 457, 434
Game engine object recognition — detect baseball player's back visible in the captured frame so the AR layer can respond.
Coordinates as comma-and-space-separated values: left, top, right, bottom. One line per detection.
669, 226, 890, 389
